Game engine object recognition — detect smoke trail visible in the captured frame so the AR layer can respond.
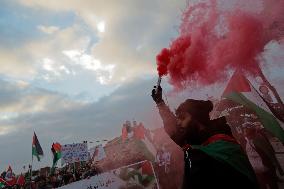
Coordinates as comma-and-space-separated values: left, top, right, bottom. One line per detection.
156, 0, 284, 89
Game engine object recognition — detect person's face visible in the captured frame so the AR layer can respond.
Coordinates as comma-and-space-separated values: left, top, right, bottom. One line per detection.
176, 111, 192, 129
176, 110, 206, 144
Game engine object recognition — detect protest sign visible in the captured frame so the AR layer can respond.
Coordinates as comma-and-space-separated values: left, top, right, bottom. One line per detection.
61, 143, 88, 164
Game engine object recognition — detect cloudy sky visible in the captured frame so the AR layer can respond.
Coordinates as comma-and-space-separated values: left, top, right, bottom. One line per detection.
0, 0, 189, 173
0, 0, 283, 174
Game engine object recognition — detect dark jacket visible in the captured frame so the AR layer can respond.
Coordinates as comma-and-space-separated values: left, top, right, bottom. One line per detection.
157, 102, 259, 189
183, 147, 258, 189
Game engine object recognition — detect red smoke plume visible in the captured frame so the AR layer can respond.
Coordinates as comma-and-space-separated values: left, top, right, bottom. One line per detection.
156, 0, 284, 89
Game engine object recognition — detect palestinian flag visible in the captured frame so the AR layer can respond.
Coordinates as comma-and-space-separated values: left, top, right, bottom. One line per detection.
122, 161, 156, 187
0, 178, 7, 188
191, 140, 258, 184
222, 70, 284, 142
32, 132, 44, 161
5, 166, 16, 186
51, 142, 62, 167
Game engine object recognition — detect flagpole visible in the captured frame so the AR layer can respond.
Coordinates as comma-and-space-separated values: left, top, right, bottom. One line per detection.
31, 133, 33, 189
30, 156, 33, 188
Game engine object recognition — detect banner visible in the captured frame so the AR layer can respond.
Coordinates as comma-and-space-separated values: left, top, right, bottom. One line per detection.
58, 160, 159, 189
61, 143, 88, 164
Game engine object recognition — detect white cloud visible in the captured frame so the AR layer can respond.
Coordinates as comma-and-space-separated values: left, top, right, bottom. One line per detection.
15, 80, 30, 89
61, 49, 82, 59
97, 21, 105, 33
0, 79, 83, 114
0, 113, 18, 121
25, 25, 90, 59
0, 125, 15, 135
59, 65, 71, 74
0, 48, 36, 79
19, 25, 91, 83
17, 0, 186, 84
42, 58, 55, 71
37, 25, 60, 34
62, 50, 115, 84
42, 57, 73, 77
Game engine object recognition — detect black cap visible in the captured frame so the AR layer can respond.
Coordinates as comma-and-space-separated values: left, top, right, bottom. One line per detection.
176, 99, 213, 125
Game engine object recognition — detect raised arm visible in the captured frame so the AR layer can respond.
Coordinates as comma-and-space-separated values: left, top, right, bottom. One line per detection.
151, 86, 184, 146
156, 101, 177, 136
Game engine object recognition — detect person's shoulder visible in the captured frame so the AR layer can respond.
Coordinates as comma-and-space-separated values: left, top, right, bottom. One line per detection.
188, 148, 213, 162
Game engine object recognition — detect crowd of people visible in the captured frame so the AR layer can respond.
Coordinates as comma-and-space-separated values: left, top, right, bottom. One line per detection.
0, 161, 101, 189
1, 84, 283, 189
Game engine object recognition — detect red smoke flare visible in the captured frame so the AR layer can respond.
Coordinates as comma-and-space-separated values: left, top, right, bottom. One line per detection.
156, 0, 284, 89
156, 48, 171, 76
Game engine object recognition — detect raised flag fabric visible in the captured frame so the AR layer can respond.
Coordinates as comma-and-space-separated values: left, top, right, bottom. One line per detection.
141, 161, 155, 176
191, 140, 257, 183
222, 70, 284, 142
0, 178, 7, 188
5, 166, 16, 186
51, 142, 62, 168
125, 161, 156, 187
32, 132, 44, 161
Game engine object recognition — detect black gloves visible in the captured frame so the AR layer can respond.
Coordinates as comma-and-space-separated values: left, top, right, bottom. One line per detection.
151, 86, 163, 104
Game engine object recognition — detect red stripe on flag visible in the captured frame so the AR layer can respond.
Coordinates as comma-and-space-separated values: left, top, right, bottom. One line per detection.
222, 70, 251, 96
